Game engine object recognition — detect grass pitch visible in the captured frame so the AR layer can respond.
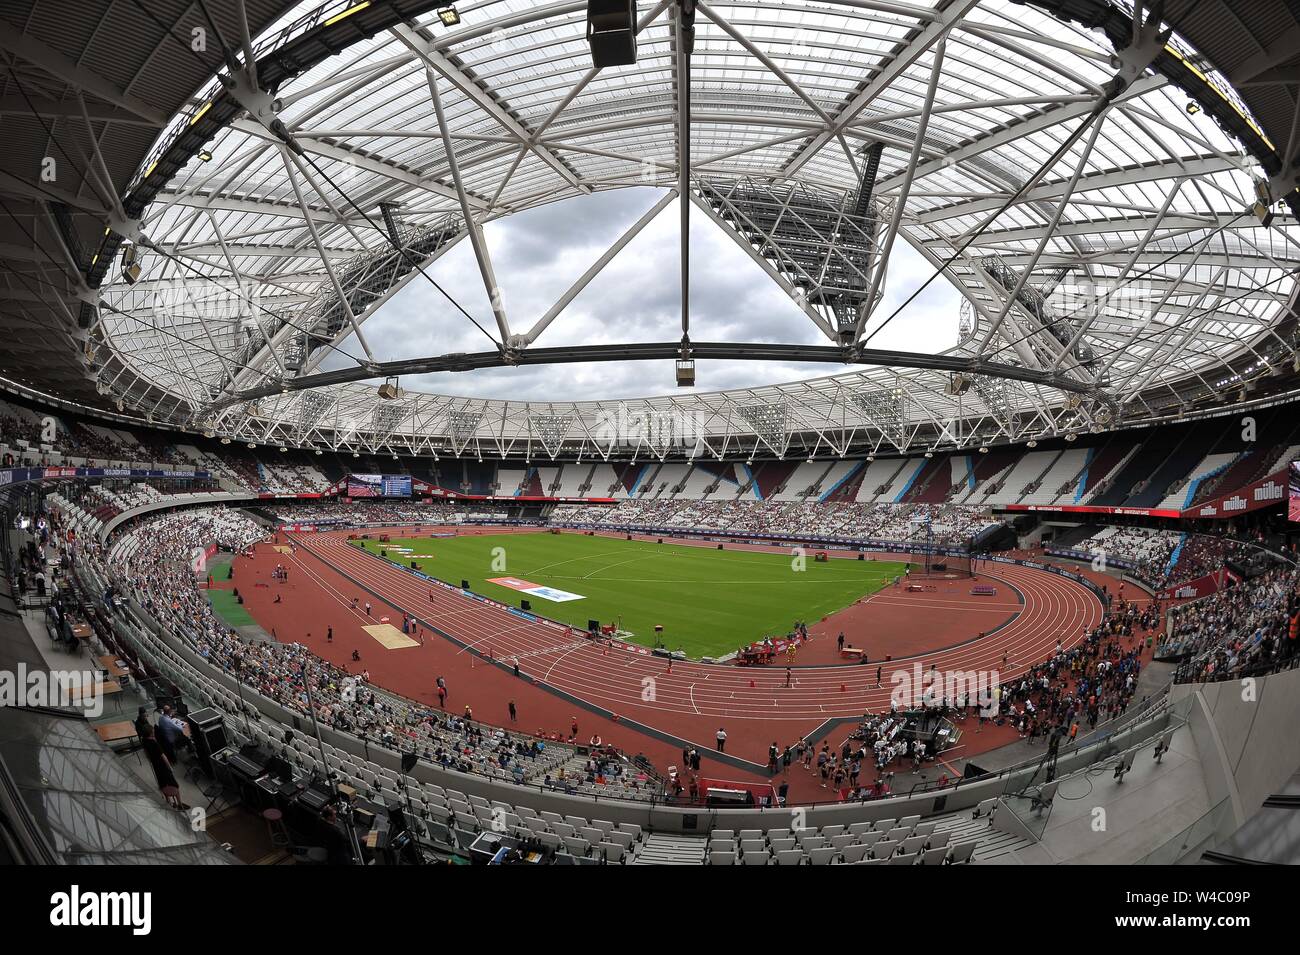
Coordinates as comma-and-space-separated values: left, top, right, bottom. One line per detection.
359, 532, 906, 658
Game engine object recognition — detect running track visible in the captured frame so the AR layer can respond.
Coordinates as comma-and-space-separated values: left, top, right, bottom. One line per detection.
281, 529, 1103, 747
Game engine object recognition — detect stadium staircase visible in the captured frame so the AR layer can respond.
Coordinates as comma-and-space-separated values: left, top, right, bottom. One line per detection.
1126, 423, 1225, 508
898, 454, 951, 503
1091, 430, 1180, 505
631, 833, 709, 865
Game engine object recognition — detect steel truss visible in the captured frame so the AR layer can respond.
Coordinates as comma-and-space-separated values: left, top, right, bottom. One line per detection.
68, 0, 1298, 459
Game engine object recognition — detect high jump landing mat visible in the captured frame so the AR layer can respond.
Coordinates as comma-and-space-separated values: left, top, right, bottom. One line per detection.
363, 624, 420, 649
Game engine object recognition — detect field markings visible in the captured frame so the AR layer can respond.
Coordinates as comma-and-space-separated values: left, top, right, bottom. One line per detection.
301, 531, 1102, 722
579, 552, 659, 580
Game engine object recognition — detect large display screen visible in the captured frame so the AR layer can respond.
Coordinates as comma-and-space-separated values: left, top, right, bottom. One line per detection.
1290, 461, 1300, 522
347, 473, 413, 498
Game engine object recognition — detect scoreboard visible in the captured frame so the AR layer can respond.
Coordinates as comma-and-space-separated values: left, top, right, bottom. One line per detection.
347, 473, 413, 498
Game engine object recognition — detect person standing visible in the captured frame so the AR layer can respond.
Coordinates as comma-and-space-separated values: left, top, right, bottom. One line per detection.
326, 626, 333, 643
508, 700, 517, 723
715, 726, 727, 752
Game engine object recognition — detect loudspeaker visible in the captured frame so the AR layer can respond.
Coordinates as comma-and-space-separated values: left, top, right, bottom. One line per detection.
521, 599, 531, 611
411, 560, 418, 569
461, 579, 469, 589
188, 707, 228, 775
588, 619, 600, 632
717, 543, 723, 550
400, 752, 419, 774
858, 553, 865, 560
587, 0, 637, 67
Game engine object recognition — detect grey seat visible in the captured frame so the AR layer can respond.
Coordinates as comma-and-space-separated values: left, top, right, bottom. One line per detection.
872, 839, 899, 859
949, 841, 978, 864
809, 846, 838, 865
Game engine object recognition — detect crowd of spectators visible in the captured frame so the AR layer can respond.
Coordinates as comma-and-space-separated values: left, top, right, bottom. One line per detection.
549, 499, 998, 544
93, 507, 652, 799
262, 500, 496, 524
1161, 562, 1300, 681
1077, 527, 1261, 589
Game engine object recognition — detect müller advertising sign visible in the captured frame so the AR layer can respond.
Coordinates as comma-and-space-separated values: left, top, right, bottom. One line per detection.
1182, 470, 1287, 519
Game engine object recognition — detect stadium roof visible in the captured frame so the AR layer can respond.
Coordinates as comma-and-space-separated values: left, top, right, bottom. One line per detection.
2, 0, 1299, 457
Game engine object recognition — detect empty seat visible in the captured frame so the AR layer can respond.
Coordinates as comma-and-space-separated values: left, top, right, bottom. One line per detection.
809, 846, 837, 865
841, 843, 870, 863
775, 849, 804, 866
709, 850, 735, 865
913, 822, 937, 838
886, 827, 911, 842
742, 850, 770, 866
740, 838, 766, 855
919, 846, 950, 865
901, 836, 926, 855
889, 852, 918, 865
872, 839, 899, 859
949, 841, 978, 864
598, 842, 625, 863
926, 831, 951, 850
830, 834, 855, 850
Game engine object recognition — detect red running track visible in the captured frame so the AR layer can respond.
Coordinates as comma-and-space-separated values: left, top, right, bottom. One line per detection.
237, 528, 1103, 786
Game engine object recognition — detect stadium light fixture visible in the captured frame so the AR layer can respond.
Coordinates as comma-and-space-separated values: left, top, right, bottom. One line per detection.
120, 245, 141, 285
978, 446, 988, 453
1185, 101, 1200, 115
198, 149, 214, 162
924, 451, 933, 458
247, 442, 256, 449
1026, 439, 1037, 448
1065, 433, 1077, 442
377, 377, 400, 400
220, 437, 231, 445
437, 6, 461, 26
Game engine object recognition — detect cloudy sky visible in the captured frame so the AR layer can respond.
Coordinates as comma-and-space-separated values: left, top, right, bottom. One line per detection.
319, 187, 960, 400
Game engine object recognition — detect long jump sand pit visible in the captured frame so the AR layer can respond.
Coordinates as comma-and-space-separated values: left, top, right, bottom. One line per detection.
363, 624, 420, 649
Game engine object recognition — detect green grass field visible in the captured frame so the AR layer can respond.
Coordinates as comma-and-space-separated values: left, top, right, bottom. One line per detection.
359, 532, 906, 658
207, 587, 257, 629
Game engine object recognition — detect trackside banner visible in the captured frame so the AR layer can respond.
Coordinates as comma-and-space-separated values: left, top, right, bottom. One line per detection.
1003, 503, 1182, 518
1180, 469, 1287, 519
0, 466, 210, 488
1157, 569, 1240, 601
